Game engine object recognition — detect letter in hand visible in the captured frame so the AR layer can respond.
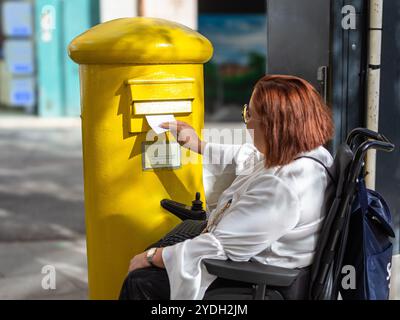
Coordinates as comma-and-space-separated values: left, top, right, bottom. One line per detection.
160, 121, 204, 154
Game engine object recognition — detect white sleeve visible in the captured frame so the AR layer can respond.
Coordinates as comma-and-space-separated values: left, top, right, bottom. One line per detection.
212, 175, 300, 261
203, 142, 258, 210
162, 174, 300, 300
162, 232, 227, 300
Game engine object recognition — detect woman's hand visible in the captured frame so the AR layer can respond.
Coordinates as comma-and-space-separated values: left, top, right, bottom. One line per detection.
128, 248, 165, 272
160, 121, 206, 155
128, 252, 150, 272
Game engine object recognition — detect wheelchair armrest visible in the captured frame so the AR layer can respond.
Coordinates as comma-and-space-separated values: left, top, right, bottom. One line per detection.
203, 259, 301, 287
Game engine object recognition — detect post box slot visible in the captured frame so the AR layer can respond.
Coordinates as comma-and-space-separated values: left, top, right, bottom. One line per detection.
126, 77, 195, 133
133, 100, 192, 115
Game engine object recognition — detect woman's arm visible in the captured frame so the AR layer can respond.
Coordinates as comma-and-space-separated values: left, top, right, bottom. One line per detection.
128, 248, 165, 272
152, 247, 165, 268
161, 120, 256, 172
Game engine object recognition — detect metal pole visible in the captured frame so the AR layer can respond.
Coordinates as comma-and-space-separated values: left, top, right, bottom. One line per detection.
365, 0, 383, 190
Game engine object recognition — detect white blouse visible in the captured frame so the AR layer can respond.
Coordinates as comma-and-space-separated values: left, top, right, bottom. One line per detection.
162, 142, 334, 300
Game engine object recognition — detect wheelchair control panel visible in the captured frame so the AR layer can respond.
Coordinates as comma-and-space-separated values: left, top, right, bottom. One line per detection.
161, 192, 207, 221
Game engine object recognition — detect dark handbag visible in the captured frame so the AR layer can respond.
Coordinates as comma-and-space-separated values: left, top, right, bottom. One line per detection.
340, 177, 395, 300
146, 219, 208, 250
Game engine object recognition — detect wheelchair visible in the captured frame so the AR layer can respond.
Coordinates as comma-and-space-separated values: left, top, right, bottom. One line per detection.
161, 128, 394, 300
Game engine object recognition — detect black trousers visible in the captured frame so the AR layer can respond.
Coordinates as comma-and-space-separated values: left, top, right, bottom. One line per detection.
119, 220, 252, 300
119, 266, 252, 300
119, 267, 171, 300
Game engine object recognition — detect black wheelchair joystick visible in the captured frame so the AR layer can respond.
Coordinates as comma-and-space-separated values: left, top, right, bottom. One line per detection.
161, 192, 206, 221
191, 192, 203, 211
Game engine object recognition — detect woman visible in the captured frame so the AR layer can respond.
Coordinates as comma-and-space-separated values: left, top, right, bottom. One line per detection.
119, 74, 335, 300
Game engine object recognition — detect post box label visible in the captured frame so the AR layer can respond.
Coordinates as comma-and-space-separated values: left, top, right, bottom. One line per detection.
142, 142, 181, 170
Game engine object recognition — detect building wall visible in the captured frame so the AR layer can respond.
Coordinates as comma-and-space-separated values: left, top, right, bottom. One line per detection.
140, 0, 197, 29
99, 0, 137, 22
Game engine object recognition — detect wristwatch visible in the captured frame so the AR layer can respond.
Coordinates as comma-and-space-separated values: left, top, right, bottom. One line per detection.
146, 247, 158, 267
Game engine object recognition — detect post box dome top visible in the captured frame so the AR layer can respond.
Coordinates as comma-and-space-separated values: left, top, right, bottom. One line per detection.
68, 17, 214, 65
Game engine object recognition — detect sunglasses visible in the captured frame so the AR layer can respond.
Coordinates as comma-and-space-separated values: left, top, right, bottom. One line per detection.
242, 104, 249, 124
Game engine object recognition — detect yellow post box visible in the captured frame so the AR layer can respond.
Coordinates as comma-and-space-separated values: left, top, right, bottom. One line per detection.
68, 17, 213, 299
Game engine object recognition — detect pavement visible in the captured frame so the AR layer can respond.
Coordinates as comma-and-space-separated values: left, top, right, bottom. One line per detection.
0, 115, 88, 300
0, 239, 88, 300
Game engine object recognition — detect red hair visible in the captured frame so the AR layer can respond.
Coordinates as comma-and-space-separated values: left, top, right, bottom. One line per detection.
252, 75, 334, 168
